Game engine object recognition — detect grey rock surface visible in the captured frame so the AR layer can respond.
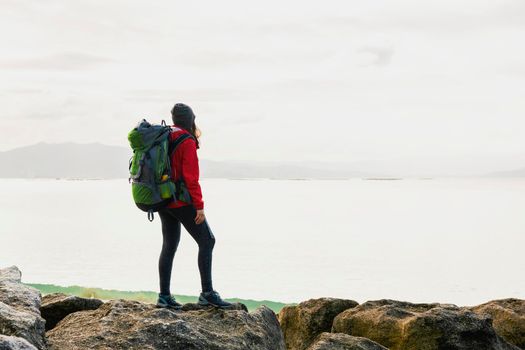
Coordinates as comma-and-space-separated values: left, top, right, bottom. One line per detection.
46, 299, 285, 350
0, 267, 41, 316
0, 335, 38, 350
180, 302, 247, 312
0, 266, 46, 350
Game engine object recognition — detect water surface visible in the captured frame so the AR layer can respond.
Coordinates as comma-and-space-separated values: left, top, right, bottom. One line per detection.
0, 178, 523, 305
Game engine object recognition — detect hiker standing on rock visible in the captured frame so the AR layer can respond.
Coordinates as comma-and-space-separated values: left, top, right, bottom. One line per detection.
156, 103, 231, 309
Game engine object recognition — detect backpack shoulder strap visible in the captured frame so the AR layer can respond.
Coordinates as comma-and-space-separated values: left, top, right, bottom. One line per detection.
168, 133, 194, 156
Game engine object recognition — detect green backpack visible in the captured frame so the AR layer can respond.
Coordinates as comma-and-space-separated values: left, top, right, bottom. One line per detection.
128, 119, 193, 221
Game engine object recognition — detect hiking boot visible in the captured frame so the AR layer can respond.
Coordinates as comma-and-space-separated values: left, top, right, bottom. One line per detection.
198, 290, 232, 308
156, 293, 182, 309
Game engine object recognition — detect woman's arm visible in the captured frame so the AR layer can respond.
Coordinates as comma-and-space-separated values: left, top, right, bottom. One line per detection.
180, 138, 204, 210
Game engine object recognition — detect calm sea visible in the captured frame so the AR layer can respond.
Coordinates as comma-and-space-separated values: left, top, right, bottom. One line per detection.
0, 178, 523, 305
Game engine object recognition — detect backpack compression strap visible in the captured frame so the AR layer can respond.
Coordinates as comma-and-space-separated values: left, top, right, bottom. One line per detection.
168, 133, 194, 156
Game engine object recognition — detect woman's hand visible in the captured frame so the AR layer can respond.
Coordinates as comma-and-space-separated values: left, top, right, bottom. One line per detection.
195, 209, 205, 225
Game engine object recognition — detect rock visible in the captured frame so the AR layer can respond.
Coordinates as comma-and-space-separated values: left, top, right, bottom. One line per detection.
0, 335, 38, 350
0, 267, 41, 316
471, 298, 525, 349
40, 293, 103, 331
0, 267, 23, 283
0, 266, 46, 350
180, 302, 247, 312
332, 299, 520, 350
46, 299, 285, 350
306, 332, 388, 350
278, 298, 359, 350
0, 303, 45, 349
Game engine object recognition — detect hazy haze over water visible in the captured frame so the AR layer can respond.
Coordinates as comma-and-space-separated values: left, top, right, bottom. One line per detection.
1, 178, 523, 305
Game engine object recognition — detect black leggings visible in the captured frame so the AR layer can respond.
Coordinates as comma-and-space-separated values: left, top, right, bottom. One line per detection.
158, 205, 216, 295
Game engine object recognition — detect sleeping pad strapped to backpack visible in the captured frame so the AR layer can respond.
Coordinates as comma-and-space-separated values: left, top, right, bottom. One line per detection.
127, 119, 193, 221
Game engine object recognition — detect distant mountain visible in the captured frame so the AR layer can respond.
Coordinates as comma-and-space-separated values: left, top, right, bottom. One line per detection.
0, 142, 376, 179
1, 142, 523, 179
483, 167, 525, 177
0, 142, 130, 179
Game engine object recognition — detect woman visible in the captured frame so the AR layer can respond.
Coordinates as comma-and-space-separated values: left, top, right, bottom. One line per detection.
156, 103, 231, 309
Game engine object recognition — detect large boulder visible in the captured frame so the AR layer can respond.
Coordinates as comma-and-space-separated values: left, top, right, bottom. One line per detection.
306, 332, 387, 350
332, 299, 520, 350
0, 335, 38, 350
0, 266, 46, 349
40, 293, 103, 330
0, 267, 41, 316
278, 298, 358, 350
471, 298, 525, 349
46, 299, 285, 350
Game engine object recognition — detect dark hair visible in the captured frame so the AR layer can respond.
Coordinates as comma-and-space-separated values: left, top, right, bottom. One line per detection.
179, 120, 201, 149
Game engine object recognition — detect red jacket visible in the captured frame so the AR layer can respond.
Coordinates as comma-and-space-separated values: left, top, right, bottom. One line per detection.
166, 126, 204, 210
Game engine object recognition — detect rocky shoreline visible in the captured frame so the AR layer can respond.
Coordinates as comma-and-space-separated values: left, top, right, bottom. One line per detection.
1, 265, 523, 349
279, 298, 524, 350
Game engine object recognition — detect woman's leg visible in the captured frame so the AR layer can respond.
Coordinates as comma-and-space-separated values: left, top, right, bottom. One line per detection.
175, 205, 216, 293
158, 209, 182, 295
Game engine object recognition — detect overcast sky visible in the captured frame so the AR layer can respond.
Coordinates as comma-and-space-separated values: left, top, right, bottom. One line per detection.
1, 0, 524, 165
